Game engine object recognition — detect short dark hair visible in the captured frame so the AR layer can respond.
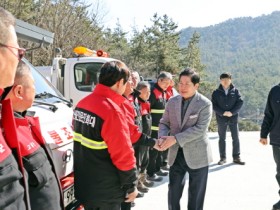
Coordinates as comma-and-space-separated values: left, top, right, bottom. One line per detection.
0, 7, 15, 45
98, 61, 130, 87
136, 81, 150, 91
220, 72, 232, 79
179, 68, 200, 85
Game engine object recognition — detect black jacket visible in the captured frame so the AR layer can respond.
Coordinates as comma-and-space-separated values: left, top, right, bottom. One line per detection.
138, 97, 152, 136
212, 84, 243, 123
128, 90, 142, 132
261, 84, 280, 146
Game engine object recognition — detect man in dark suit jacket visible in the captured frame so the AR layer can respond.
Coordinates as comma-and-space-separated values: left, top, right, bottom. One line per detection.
159, 68, 213, 210
211, 73, 245, 165
260, 84, 280, 210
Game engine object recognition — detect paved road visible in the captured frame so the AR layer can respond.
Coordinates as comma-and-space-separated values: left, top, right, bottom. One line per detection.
133, 131, 278, 210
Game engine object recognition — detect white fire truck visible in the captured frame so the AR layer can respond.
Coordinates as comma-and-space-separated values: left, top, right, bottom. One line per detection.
16, 20, 83, 209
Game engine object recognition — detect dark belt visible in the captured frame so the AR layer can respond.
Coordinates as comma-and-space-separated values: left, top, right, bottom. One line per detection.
178, 147, 183, 152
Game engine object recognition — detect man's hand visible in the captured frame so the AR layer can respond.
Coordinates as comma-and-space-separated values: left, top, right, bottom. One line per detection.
260, 138, 268, 145
125, 188, 138, 202
153, 138, 164, 150
159, 136, 176, 151
226, 111, 233, 117
223, 111, 232, 117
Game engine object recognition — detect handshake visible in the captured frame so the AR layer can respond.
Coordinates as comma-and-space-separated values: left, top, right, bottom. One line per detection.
153, 136, 177, 151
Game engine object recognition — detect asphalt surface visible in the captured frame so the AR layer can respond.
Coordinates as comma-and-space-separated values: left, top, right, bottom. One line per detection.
133, 131, 278, 210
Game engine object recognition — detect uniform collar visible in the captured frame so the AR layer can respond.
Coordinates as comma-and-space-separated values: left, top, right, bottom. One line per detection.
137, 96, 147, 103
154, 83, 165, 92
94, 84, 126, 106
218, 84, 234, 91
0, 85, 13, 101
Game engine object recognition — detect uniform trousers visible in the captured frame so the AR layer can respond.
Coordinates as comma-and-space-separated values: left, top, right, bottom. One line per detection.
84, 203, 121, 210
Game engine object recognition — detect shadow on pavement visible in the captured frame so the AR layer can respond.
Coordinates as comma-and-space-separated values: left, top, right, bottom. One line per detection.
209, 136, 219, 140
209, 162, 235, 173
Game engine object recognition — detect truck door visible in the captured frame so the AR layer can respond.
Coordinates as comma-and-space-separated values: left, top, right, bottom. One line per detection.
66, 60, 105, 106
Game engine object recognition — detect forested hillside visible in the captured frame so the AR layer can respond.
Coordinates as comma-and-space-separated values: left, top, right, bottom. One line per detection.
2, 0, 279, 125
179, 11, 280, 121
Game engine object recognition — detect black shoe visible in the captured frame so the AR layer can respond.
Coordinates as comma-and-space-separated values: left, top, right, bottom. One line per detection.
147, 174, 163, 182
273, 200, 280, 210
136, 192, 144, 198
138, 173, 154, 187
156, 169, 168, 176
137, 183, 149, 193
161, 165, 170, 171
142, 177, 154, 187
131, 201, 135, 207
233, 158, 245, 165
218, 158, 226, 165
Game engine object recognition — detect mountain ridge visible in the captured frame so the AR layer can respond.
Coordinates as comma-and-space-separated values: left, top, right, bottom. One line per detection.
179, 11, 280, 119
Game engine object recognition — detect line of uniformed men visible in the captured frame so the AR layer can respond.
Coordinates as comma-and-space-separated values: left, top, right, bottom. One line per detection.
127, 71, 174, 202
0, 7, 63, 210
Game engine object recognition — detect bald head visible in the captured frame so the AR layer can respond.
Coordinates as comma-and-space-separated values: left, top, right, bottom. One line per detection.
0, 7, 15, 45
131, 71, 140, 89
5, 61, 35, 112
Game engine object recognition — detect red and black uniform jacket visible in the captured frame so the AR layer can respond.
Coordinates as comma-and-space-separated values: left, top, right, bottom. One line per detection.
149, 83, 168, 138
0, 94, 26, 210
138, 97, 152, 137
14, 112, 63, 210
166, 85, 174, 100
73, 84, 138, 206
122, 97, 156, 147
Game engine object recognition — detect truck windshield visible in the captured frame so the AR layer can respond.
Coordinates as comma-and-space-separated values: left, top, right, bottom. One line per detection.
23, 58, 63, 97
74, 62, 104, 92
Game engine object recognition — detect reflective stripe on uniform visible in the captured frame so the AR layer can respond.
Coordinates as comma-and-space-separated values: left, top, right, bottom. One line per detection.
151, 109, 165, 114
151, 126, 159, 131
73, 132, 107, 150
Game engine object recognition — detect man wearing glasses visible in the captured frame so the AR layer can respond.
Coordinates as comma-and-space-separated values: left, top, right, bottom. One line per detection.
0, 7, 27, 210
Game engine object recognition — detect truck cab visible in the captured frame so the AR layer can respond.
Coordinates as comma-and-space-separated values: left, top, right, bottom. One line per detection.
37, 47, 116, 106
58, 55, 116, 106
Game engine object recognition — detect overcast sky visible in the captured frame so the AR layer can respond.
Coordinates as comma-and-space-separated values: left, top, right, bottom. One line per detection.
99, 0, 280, 31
